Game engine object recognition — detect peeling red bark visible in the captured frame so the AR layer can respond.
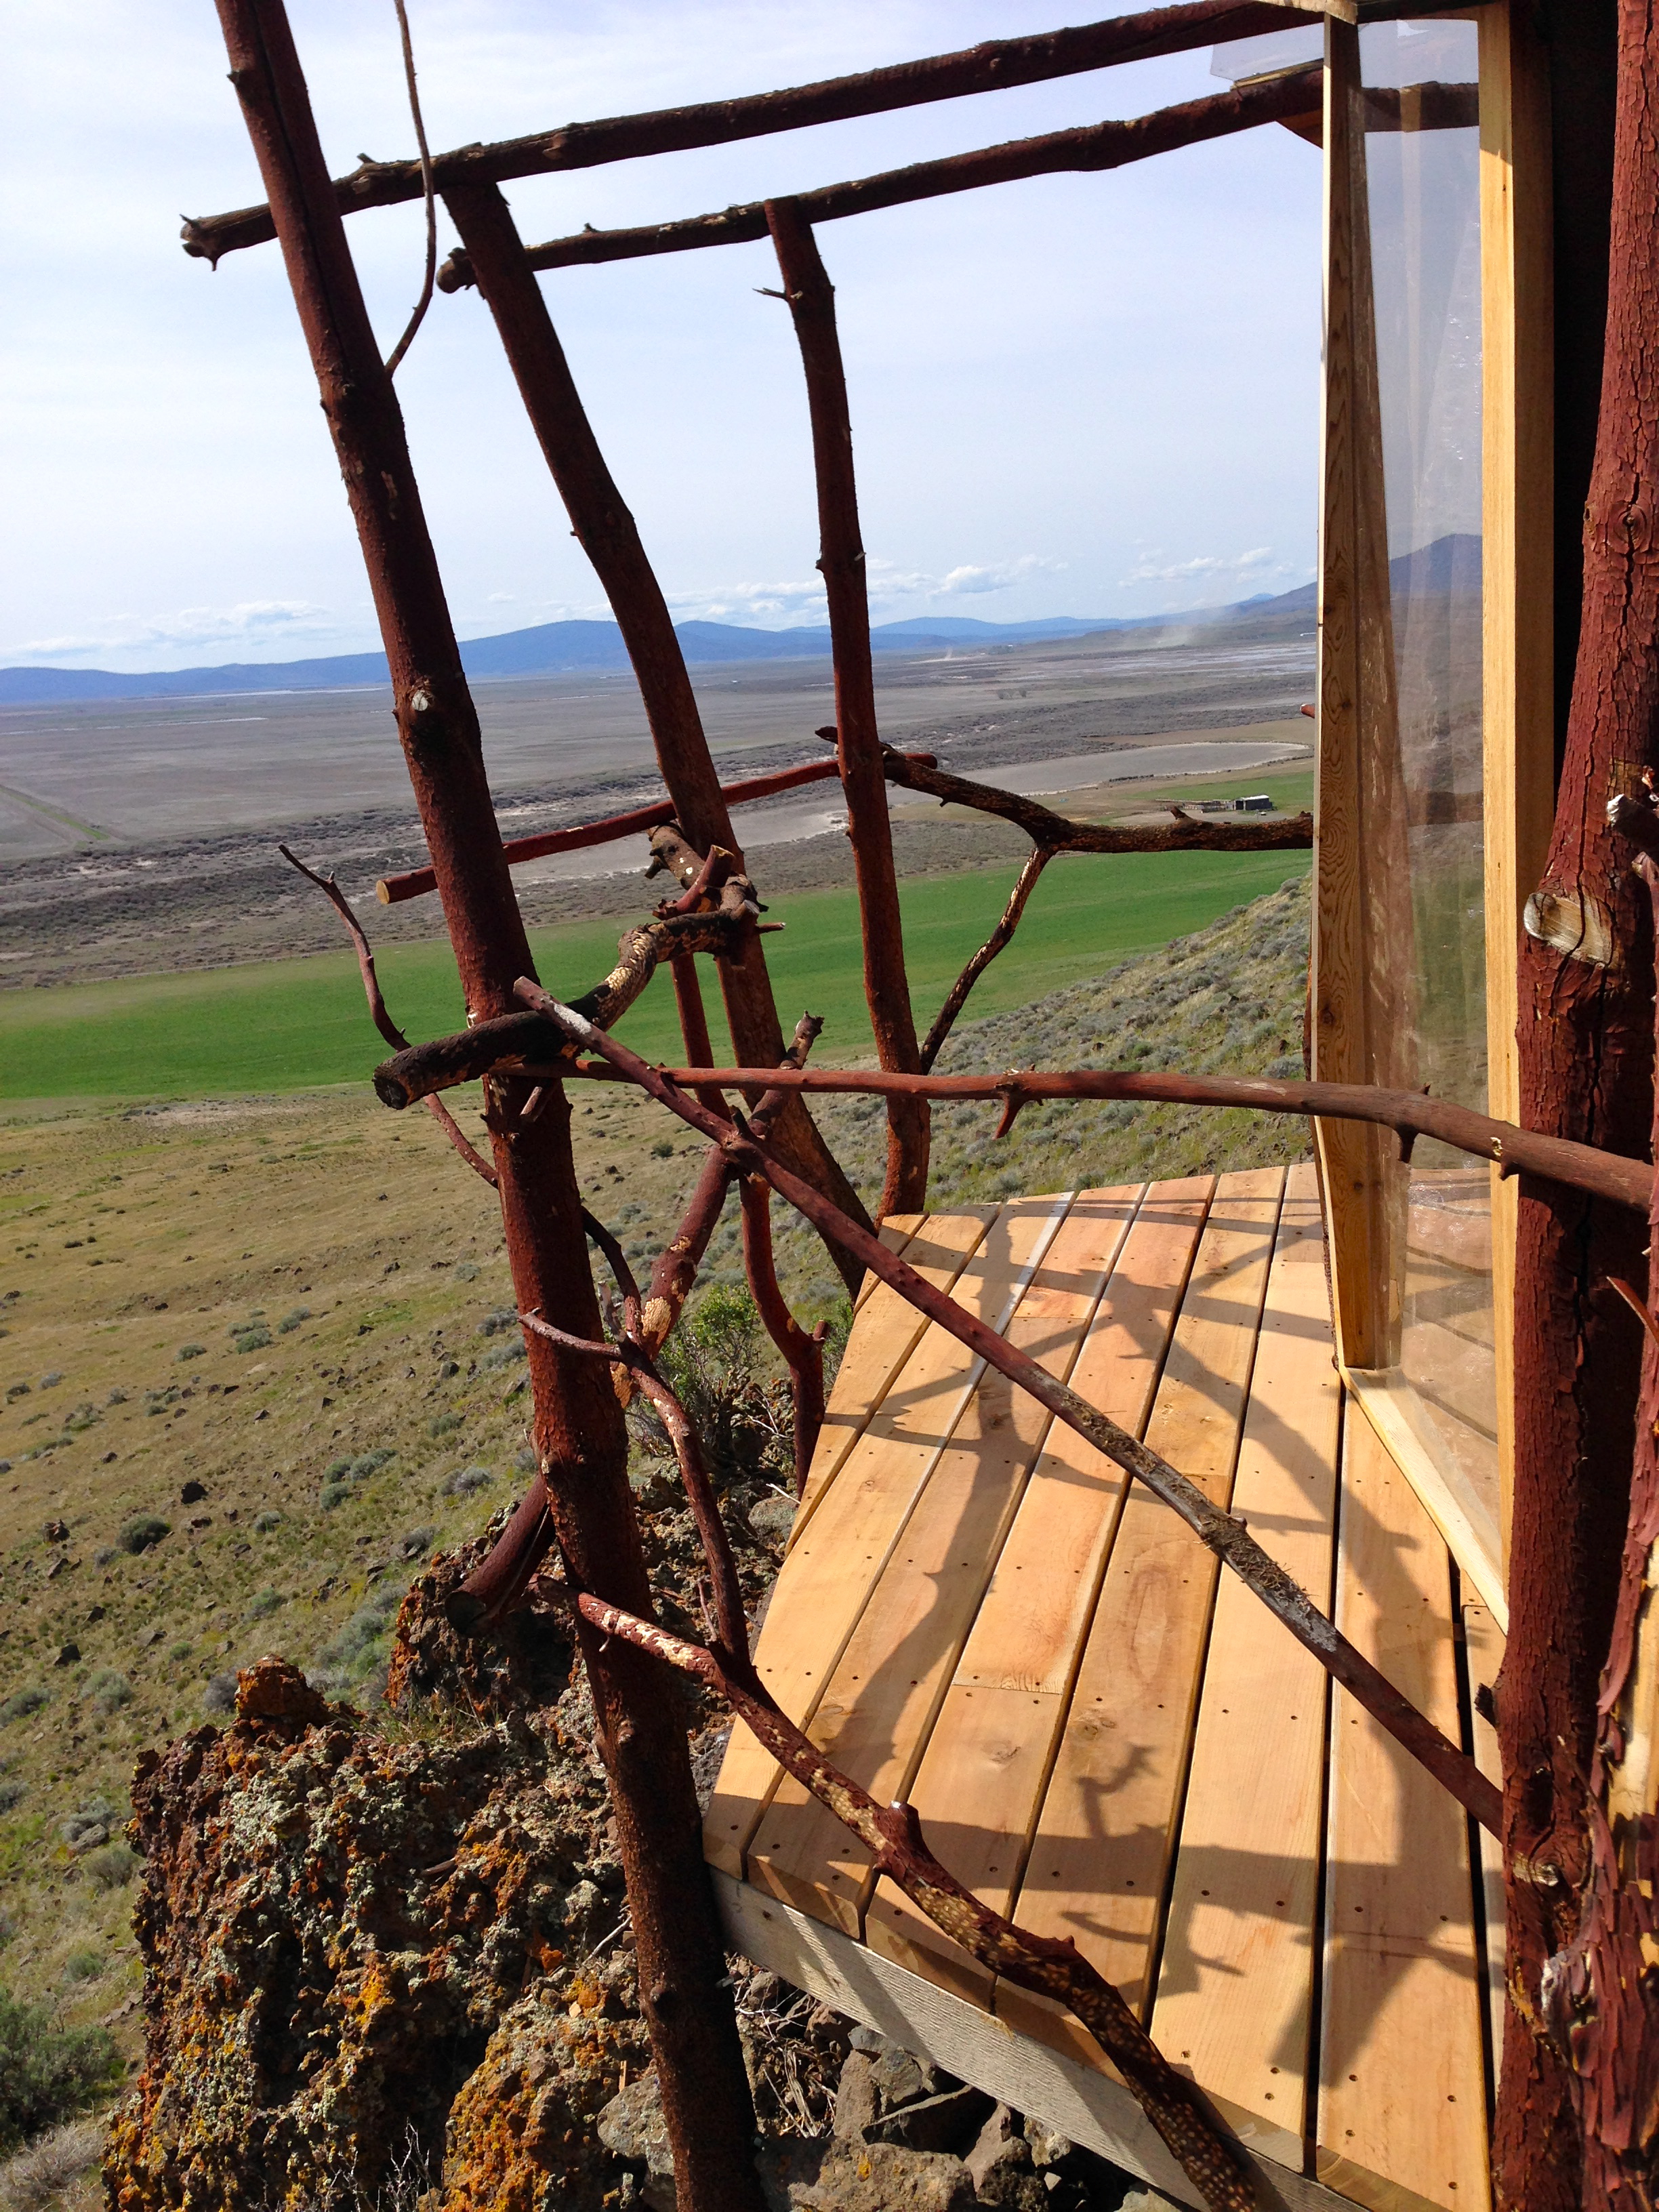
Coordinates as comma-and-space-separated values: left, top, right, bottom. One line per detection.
441, 177, 872, 1294
766, 199, 929, 1216
1499, 7, 1659, 2205
211, 11, 765, 2207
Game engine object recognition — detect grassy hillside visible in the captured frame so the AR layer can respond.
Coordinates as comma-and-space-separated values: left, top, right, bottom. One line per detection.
0, 874, 1309, 2154
0, 848, 1308, 1100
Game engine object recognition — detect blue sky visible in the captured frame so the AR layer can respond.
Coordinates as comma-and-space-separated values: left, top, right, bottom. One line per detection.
1, 3, 1324, 670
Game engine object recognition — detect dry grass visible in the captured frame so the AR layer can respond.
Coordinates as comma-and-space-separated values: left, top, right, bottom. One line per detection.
0, 2119, 104, 2212
0, 876, 1309, 2073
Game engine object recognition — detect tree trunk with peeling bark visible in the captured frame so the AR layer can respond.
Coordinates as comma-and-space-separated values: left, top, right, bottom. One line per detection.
210, 9, 767, 2208
1499, 6, 1659, 2205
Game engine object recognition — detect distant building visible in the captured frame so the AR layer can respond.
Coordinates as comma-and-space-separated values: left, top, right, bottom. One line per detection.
1233, 794, 1273, 812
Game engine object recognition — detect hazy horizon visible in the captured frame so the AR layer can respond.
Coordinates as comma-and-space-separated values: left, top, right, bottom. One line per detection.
3, 3, 1324, 676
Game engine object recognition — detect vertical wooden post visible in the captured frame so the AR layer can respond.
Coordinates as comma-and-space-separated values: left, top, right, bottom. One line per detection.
441, 179, 873, 1290
764, 198, 930, 1218
209, 11, 766, 2208
1498, 0, 1659, 2201
1479, 0, 1555, 1580
1311, 17, 1416, 1370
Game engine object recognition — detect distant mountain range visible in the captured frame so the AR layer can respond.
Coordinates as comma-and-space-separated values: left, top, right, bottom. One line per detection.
0, 611, 1166, 707
0, 540, 1474, 709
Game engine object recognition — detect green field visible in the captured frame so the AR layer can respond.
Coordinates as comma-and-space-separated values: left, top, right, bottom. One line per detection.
0, 848, 1309, 1099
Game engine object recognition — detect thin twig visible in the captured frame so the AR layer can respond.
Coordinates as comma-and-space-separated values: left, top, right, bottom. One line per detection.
278, 842, 497, 1187
921, 844, 1054, 1072
740, 1178, 826, 1496
383, 0, 437, 377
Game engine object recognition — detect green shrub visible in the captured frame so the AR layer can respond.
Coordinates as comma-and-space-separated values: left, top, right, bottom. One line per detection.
319, 1481, 350, 1511
118, 1515, 169, 1555
253, 1511, 283, 1534
247, 1586, 282, 1619
428, 1413, 462, 1439
276, 1307, 310, 1334
441, 1466, 491, 1498
651, 1137, 674, 1158
476, 1310, 516, 1338
176, 1344, 205, 1362
0, 1690, 47, 1726
61, 1948, 103, 1986
480, 1340, 526, 1372
0, 1985, 120, 2150
81, 1843, 139, 1891
0, 1782, 24, 1813
231, 1326, 272, 1354
167, 1641, 191, 1662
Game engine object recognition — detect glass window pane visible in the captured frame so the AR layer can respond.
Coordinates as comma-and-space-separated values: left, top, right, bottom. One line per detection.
1360, 20, 1496, 1525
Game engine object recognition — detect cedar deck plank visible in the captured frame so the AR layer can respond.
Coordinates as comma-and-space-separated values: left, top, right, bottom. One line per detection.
865, 1177, 1214, 2003
1149, 1162, 1343, 2169
703, 1197, 1069, 1880
745, 1192, 1126, 1933
996, 1167, 1287, 2053
1315, 1416, 1489, 2212
790, 1208, 998, 1545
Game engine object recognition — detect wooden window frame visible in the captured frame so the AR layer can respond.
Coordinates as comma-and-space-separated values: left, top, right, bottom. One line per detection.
1311, 0, 1552, 1619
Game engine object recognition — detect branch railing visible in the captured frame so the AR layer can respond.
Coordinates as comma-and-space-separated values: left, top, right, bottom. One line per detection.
181, 1, 1328, 263
434, 70, 1327, 287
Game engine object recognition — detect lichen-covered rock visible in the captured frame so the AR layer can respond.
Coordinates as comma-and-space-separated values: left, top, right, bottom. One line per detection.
105, 1638, 639, 2211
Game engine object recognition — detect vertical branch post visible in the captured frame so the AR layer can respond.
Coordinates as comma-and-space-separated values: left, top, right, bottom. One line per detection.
739, 1176, 827, 1494
764, 196, 930, 1216
439, 178, 872, 1288
1499, 4, 1659, 2203
210, 11, 766, 2209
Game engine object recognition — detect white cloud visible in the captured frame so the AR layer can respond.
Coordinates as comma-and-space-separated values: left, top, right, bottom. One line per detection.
663, 577, 828, 623
935, 554, 1067, 597
2, 599, 336, 665
1118, 546, 1292, 588
659, 554, 1068, 626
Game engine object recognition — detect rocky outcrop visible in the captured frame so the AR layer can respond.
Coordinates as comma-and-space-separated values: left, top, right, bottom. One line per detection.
106, 1601, 642, 2211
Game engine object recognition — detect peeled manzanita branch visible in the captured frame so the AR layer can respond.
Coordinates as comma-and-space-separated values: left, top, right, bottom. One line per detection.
568, 1589, 1255, 2212
565, 1059, 1654, 1219
525, 983, 1504, 1839
920, 843, 1054, 1072
739, 1177, 827, 1494
874, 739, 1315, 859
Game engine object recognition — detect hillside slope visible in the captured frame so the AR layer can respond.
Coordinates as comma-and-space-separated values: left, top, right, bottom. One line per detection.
0, 876, 1310, 2093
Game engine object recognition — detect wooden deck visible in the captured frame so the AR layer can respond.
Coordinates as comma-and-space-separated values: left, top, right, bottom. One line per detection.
704, 1165, 1500, 2212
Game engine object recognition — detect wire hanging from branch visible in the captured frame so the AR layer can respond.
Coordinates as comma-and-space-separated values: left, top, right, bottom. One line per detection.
384, 0, 437, 377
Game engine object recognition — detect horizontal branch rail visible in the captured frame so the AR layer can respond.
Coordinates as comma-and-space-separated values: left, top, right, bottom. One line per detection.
527, 985, 1503, 1838
876, 739, 1316, 855
375, 753, 869, 905
182, 0, 1324, 263
377, 737, 1300, 907
437, 68, 1325, 285
373, 1022, 1653, 1218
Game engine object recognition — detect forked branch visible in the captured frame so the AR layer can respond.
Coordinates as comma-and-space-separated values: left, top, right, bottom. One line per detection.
278, 843, 497, 1187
